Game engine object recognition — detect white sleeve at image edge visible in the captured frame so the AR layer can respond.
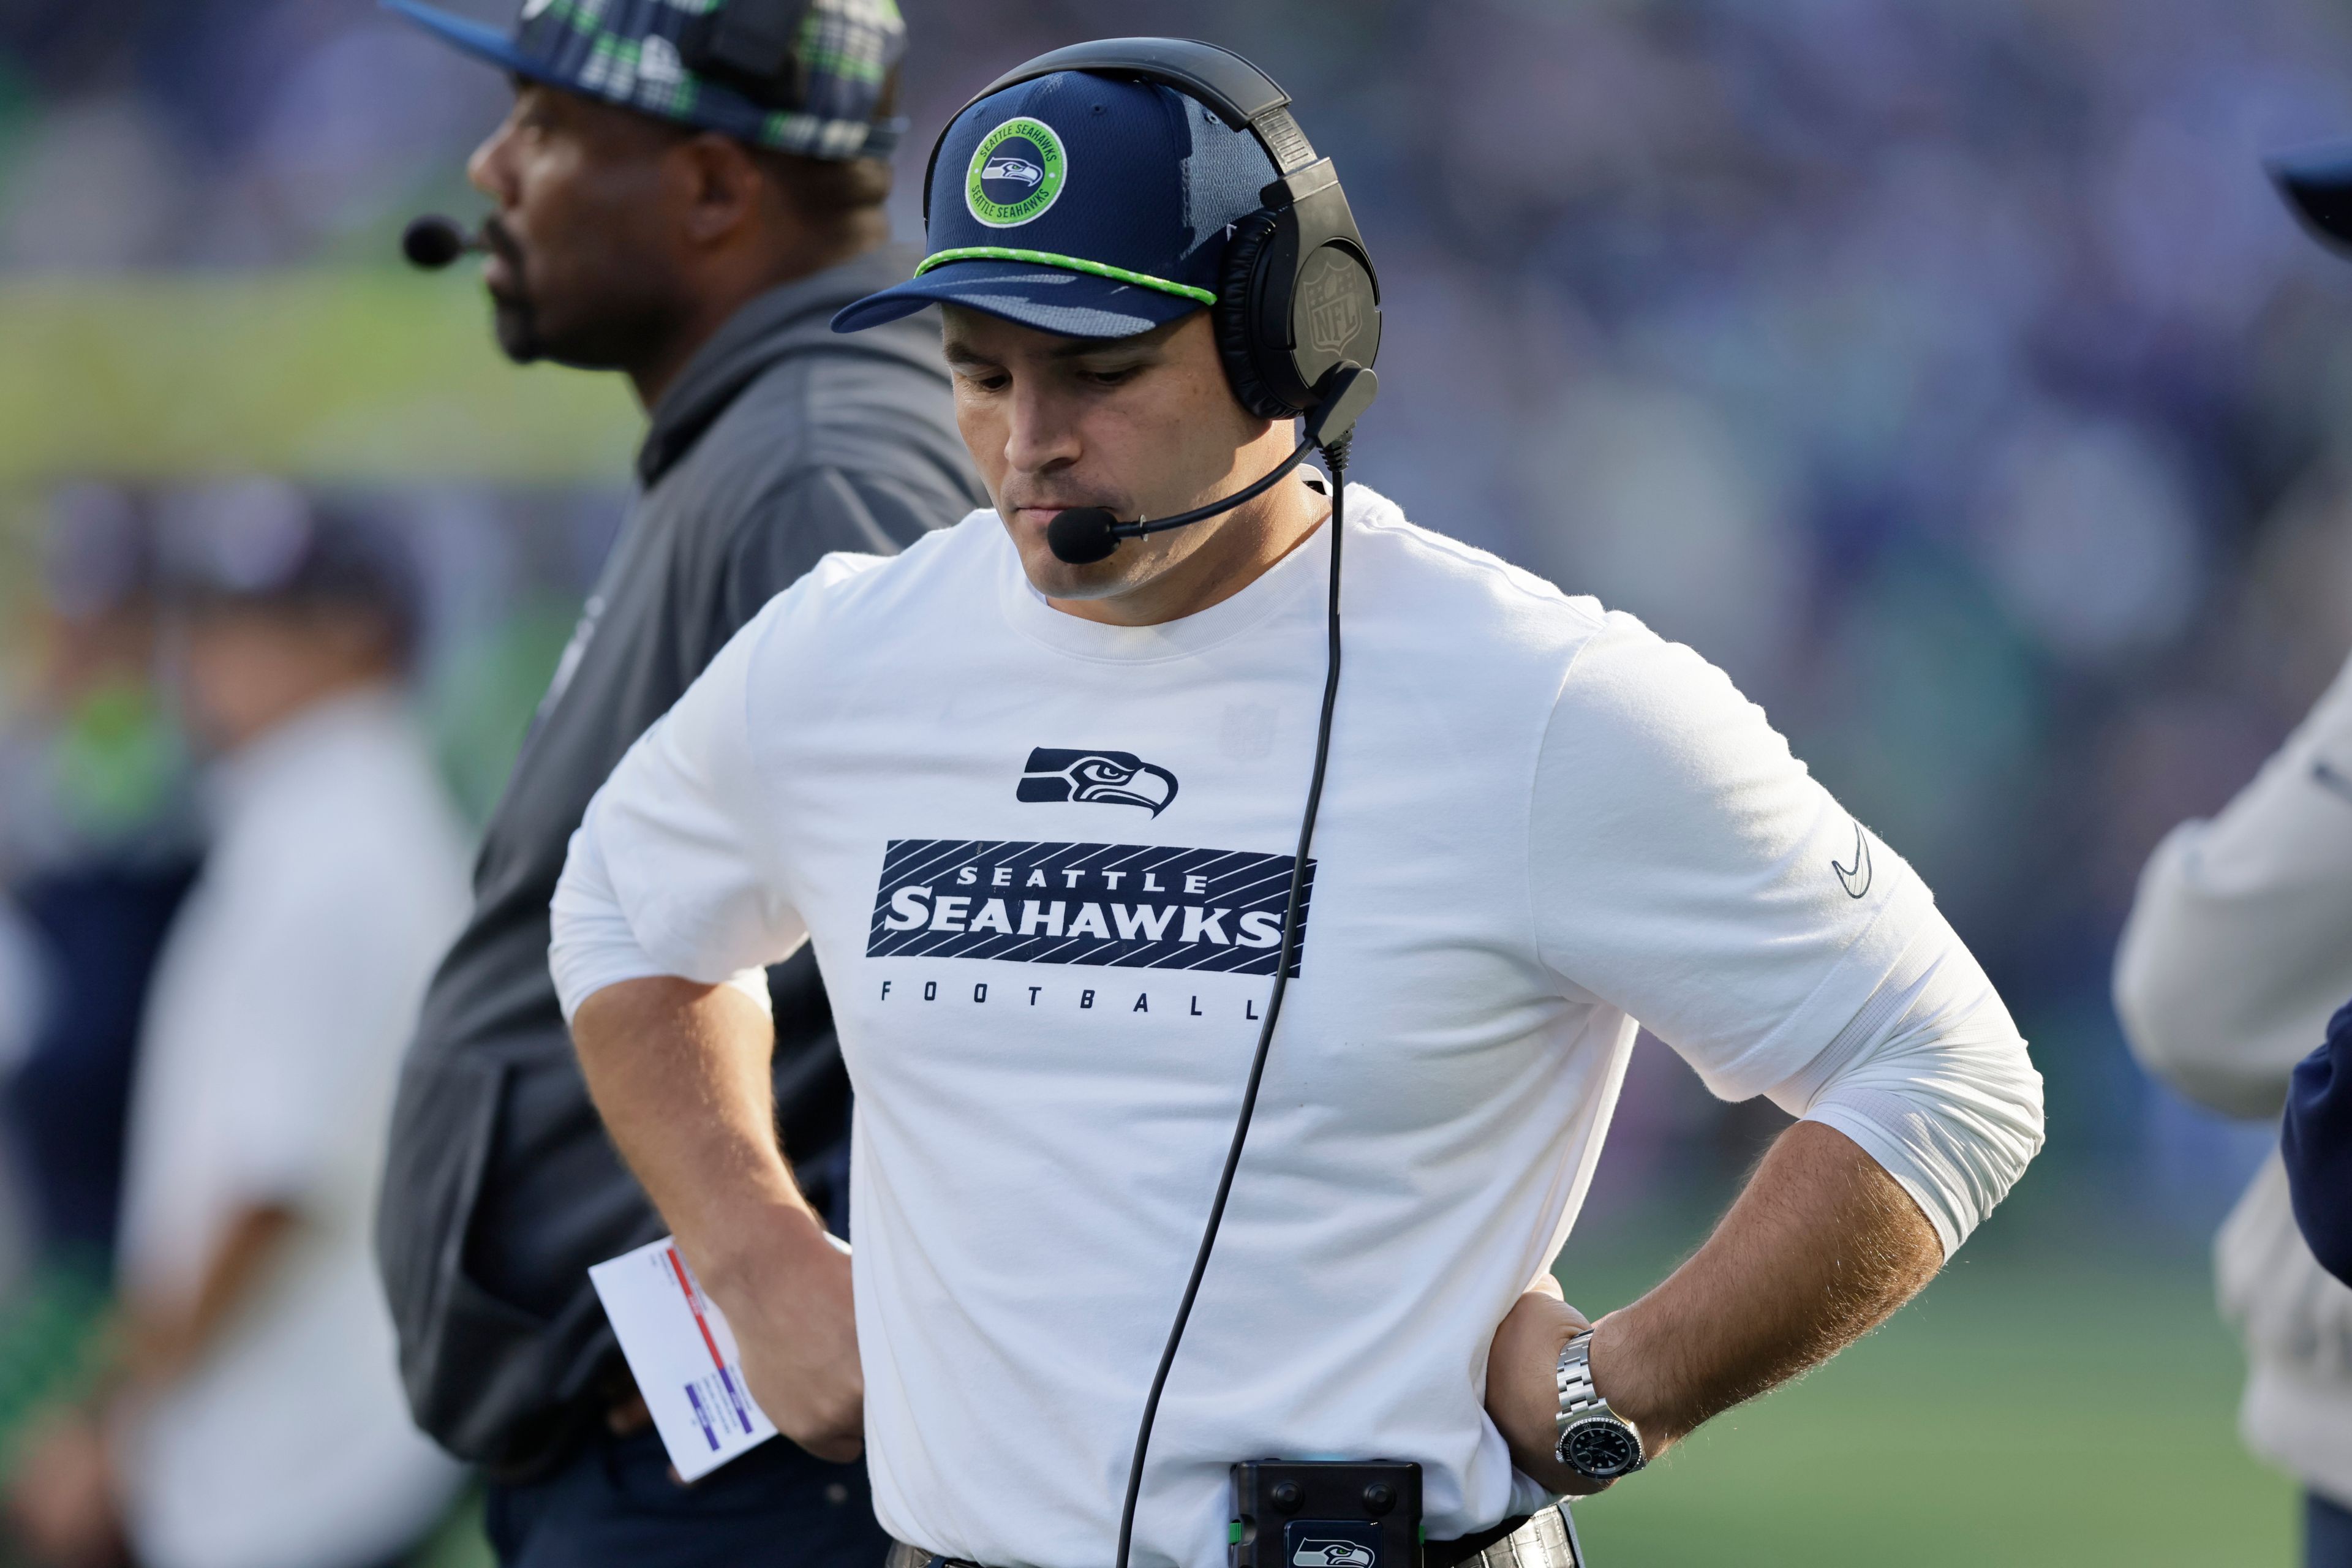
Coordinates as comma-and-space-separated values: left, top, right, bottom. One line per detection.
549, 816, 772, 1026
1766, 908, 2045, 1258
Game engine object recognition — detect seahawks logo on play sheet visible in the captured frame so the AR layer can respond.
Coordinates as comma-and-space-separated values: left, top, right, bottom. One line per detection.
1292, 1542, 1376, 1568
967, 117, 1067, 227
1017, 748, 1178, 816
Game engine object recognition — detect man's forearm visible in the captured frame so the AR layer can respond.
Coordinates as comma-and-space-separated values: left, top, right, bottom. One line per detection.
1491, 1120, 1940, 1488
1597, 1119, 1940, 1439
126, 1204, 297, 1387
571, 974, 864, 1459
573, 976, 810, 1258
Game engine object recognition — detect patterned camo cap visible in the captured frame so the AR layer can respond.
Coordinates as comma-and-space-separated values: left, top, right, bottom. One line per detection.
385, 0, 907, 161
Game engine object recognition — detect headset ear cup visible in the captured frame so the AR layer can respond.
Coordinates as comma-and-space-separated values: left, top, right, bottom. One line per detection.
1215, 210, 1303, 420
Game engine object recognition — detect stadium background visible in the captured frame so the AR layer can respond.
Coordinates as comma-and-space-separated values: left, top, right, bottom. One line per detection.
2, 0, 2346, 1560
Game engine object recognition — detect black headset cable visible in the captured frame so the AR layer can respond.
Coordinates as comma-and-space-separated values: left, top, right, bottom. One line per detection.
1112, 436, 1351, 1568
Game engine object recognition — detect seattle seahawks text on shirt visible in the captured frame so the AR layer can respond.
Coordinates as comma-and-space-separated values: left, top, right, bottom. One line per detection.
865, 839, 1312, 976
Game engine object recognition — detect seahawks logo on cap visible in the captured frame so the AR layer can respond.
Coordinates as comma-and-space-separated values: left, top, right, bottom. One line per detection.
967, 117, 1067, 228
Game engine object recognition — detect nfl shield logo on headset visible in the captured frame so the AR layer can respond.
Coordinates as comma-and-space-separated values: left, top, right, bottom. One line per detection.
1300, 251, 1368, 358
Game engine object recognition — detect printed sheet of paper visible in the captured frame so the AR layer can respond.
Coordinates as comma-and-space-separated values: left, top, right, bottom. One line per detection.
589, 1235, 807, 1482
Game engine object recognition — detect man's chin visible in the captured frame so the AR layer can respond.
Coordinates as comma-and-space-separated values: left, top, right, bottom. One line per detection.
1028, 560, 1129, 601
491, 300, 542, 366
1009, 526, 1147, 605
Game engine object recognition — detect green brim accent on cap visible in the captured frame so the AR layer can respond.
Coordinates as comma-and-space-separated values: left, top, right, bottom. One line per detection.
914, 247, 1217, 306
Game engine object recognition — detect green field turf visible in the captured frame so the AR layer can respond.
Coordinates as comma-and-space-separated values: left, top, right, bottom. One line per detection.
0, 272, 638, 485
1558, 1225, 2296, 1566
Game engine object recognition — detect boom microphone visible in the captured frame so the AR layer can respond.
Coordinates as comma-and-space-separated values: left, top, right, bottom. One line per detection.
401, 214, 484, 271
1046, 364, 1379, 565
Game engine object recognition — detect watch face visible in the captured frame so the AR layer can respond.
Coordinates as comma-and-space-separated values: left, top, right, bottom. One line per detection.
1563, 1416, 1642, 1479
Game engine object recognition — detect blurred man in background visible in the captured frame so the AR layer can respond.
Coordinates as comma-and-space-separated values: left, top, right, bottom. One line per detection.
2113, 142, 2352, 1568
2117, 676, 2352, 1566
375, 1, 982, 1563
4, 482, 467, 1568
0, 490, 203, 1473
0, 491, 202, 1316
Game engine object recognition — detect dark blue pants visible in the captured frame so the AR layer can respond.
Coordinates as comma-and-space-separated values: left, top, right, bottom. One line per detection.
484, 1428, 889, 1568
2311, 1491, 2352, 1568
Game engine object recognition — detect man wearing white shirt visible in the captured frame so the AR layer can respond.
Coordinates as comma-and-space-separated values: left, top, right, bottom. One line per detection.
7, 486, 467, 1568
2116, 650, 2352, 1567
549, 45, 2047, 1568
2114, 142, 2352, 1568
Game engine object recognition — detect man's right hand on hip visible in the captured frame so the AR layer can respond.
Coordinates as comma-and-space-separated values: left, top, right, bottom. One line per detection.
703, 1204, 866, 1464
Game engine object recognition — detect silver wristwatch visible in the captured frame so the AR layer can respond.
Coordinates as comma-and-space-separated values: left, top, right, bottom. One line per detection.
1553, 1329, 1646, 1480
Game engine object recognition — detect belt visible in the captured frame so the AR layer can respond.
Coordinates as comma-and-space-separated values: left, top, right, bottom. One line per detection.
886, 1504, 1586, 1568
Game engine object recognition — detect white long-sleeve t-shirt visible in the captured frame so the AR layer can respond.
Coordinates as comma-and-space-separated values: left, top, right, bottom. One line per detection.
2116, 653, 2352, 1118
551, 490, 2042, 1568
118, 692, 467, 1568
2114, 649, 2352, 1507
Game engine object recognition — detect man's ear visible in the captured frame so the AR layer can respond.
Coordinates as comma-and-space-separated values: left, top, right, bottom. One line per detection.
673, 133, 765, 249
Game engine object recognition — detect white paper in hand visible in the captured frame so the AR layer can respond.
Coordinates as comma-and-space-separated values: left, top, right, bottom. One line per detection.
588, 1235, 803, 1481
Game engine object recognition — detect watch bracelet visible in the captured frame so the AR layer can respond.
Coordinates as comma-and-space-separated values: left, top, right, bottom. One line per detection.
1551, 1327, 1645, 1474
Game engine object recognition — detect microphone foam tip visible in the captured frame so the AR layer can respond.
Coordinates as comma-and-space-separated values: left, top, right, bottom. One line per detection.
402, 216, 467, 271
1046, 507, 1121, 565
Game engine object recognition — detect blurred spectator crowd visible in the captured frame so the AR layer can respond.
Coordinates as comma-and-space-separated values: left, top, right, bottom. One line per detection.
10, 0, 2352, 1194
9, 0, 2352, 1556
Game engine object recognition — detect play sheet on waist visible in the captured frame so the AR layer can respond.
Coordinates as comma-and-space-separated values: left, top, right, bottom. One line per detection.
590, 1234, 824, 1481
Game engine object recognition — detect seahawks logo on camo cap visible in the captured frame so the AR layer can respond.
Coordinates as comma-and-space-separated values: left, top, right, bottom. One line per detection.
968, 117, 1068, 227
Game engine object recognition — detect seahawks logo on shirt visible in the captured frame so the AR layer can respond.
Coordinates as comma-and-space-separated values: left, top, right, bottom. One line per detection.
1017, 748, 1178, 816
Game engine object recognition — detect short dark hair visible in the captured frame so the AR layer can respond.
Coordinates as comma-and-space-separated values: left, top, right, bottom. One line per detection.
668, 67, 899, 221
748, 145, 893, 219
751, 65, 899, 219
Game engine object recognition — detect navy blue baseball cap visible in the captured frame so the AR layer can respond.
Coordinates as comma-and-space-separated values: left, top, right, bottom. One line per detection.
385, 0, 907, 160
157, 481, 425, 657
831, 69, 1278, 340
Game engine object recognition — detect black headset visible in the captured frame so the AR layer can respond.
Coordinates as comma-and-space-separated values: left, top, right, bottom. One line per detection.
921, 37, 1384, 434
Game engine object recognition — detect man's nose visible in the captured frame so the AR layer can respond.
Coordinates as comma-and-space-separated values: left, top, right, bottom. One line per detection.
467, 121, 517, 205
1001, 383, 1083, 478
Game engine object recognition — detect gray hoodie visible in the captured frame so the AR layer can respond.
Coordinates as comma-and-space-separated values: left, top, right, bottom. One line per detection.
375, 244, 984, 1473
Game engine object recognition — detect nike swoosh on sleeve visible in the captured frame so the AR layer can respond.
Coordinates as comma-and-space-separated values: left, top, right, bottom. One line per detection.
1832, 821, 1872, 900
